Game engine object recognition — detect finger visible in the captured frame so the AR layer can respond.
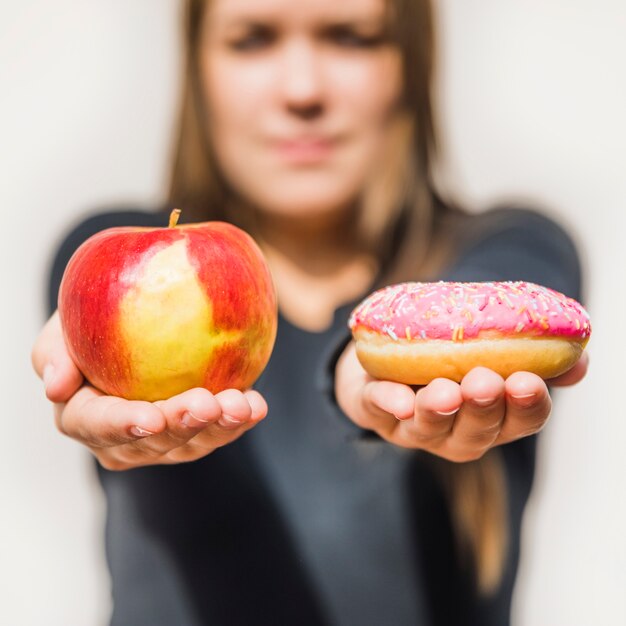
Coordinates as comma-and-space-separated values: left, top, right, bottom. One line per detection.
408, 378, 463, 446
243, 389, 269, 423
165, 389, 269, 461
340, 380, 414, 441
335, 341, 417, 438
547, 352, 589, 387
112, 388, 268, 467
126, 388, 223, 458
447, 367, 506, 455
32, 311, 84, 403
335, 341, 400, 430
364, 380, 417, 421
158, 387, 223, 430
498, 372, 552, 444
214, 388, 255, 429
170, 389, 265, 459
58, 386, 166, 448
337, 342, 415, 419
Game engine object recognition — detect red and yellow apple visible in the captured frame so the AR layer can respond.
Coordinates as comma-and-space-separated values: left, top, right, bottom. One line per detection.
58, 210, 277, 401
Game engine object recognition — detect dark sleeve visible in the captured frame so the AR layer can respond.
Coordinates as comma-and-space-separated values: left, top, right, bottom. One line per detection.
441, 206, 583, 302
47, 208, 167, 317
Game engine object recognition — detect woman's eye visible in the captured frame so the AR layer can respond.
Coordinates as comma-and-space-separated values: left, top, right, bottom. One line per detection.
229, 26, 276, 51
327, 26, 385, 49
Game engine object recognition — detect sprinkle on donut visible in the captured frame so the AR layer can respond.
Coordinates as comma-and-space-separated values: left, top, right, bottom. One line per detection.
348, 281, 591, 343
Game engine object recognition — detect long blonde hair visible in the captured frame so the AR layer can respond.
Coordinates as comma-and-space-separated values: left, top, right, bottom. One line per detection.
169, 0, 508, 595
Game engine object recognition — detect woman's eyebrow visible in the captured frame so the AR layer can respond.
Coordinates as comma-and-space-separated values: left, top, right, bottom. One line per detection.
208, 6, 387, 30
218, 19, 274, 32
204, 14, 276, 39
318, 17, 388, 32
207, 6, 278, 27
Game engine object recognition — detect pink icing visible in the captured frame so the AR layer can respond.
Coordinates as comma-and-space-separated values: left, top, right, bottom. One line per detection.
349, 281, 591, 342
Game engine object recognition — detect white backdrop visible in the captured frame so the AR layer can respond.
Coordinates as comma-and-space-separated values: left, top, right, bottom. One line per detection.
2, 1, 624, 624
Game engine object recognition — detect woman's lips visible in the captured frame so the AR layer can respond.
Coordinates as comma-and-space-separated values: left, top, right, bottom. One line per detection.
272, 137, 336, 165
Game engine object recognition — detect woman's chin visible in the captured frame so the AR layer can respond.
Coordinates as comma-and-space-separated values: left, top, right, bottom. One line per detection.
242, 177, 360, 219
253, 194, 357, 225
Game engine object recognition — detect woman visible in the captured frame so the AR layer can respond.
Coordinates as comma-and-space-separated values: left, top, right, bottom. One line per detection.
32, 0, 587, 624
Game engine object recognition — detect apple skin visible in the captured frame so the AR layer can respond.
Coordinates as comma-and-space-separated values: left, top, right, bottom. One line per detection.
58, 218, 277, 402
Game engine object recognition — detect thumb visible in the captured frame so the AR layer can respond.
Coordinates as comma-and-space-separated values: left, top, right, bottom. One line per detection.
32, 311, 84, 403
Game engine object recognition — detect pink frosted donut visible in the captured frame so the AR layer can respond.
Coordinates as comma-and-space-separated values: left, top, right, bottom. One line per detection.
348, 281, 591, 384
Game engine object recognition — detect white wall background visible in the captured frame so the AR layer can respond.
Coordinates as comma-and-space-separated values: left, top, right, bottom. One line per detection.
1, 1, 624, 624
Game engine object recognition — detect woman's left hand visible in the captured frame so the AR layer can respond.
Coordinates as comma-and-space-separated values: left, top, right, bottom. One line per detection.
335, 341, 588, 462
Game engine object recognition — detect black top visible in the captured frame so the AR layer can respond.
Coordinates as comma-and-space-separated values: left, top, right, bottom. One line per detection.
48, 206, 582, 626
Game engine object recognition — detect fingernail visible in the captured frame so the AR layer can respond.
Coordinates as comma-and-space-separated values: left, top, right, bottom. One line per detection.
473, 397, 496, 407
435, 408, 459, 416
218, 414, 244, 429
130, 426, 155, 438
43, 364, 55, 390
181, 411, 209, 428
511, 393, 536, 407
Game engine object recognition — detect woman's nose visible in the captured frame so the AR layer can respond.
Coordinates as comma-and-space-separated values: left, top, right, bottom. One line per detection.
278, 40, 325, 119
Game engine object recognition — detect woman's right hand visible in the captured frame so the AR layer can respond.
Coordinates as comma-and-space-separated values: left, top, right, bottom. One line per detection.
31, 312, 268, 470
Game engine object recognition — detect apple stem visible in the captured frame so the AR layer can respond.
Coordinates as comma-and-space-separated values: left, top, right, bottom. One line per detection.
169, 209, 182, 228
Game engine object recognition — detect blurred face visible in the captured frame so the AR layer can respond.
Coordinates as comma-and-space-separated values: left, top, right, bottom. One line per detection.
200, 0, 403, 221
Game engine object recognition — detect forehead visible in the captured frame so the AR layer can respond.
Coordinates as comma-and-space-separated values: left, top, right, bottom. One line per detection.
207, 0, 388, 25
